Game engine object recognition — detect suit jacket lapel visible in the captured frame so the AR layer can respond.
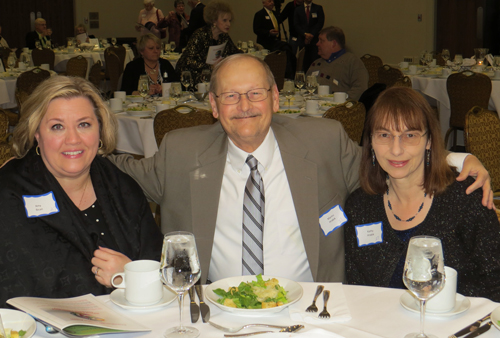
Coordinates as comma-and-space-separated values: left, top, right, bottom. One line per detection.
272, 122, 321, 280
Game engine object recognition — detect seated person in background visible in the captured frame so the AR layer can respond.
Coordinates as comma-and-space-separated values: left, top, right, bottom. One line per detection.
307, 26, 368, 100
175, 0, 240, 84
344, 87, 500, 302
75, 24, 95, 44
25, 18, 52, 49
159, 0, 190, 52
121, 33, 179, 95
0, 25, 9, 48
0, 76, 163, 307
136, 0, 165, 38
253, 0, 282, 51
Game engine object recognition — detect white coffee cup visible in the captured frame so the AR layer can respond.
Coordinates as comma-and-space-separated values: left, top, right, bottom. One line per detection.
109, 98, 123, 112
318, 85, 330, 96
40, 63, 50, 71
197, 83, 207, 93
114, 91, 126, 103
111, 260, 163, 306
494, 70, 500, 79
430, 59, 437, 67
399, 61, 409, 69
426, 266, 457, 313
18, 63, 26, 70
333, 92, 348, 103
409, 65, 418, 75
156, 103, 170, 113
162, 83, 172, 98
442, 68, 451, 77
306, 100, 319, 115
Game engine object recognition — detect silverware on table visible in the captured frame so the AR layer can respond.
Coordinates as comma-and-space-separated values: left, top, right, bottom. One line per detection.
318, 290, 331, 319
223, 324, 304, 337
448, 313, 491, 338
305, 284, 324, 312
209, 321, 290, 333
463, 321, 492, 338
188, 286, 200, 323
195, 284, 210, 323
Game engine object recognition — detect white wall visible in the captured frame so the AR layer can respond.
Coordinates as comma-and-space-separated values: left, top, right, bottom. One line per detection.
75, 0, 436, 64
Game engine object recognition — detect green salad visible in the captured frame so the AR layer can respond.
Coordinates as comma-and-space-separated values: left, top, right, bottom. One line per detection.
213, 274, 288, 309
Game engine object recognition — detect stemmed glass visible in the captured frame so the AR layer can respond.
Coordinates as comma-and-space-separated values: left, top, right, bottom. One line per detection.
160, 231, 201, 338
170, 41, 176, 52
453, 54, 463, 69
20, 52, 31, 69
494, 56, 500, 71
111, 37, 117, 47
423, 53, 433, 71
165, 43, 171, 54
7, 53, 16, 73
237, 40, 242, 50
283, 80, 295, 108
295, 71, 305, 92
138, 76, 149, 107
305, 75, 318, 97
241, 42, 248, 53
441, 49, 450, 68
181, 71, 193, 99
170, 82, 182, 106
403, 236, 445, 338
248, 40, 254, 50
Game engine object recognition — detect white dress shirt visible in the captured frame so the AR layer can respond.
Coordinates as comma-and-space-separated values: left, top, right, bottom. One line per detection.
208, 128, 313, 282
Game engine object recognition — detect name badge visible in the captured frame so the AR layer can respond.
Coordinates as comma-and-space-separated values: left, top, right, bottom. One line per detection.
23, 192, 60, 218
312, 13, 318, 18
355, 222, 383, 247
265, 16, 270, 20
311, 71, 319, 76
333, 79, 339, 86
319, 205, 347, 236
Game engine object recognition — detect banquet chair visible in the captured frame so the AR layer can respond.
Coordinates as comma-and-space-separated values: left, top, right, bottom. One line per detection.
377, 64, 404, 88
64, 55, 88, 78
15, 68, 51, 111
392, 76, 412, 88
464, 106, 500, 195
89, 60, 102, 90
445, 71, 491, 151
0, 110, 12, 167
264, 51, 287, 90
104, 52, 122, 94
323, 100, 366, 145
31, 48, 55, 70
360, 54, 383, 87
153, 105, 217, 147
296, 47, 305, 72
105, 46, 126, 72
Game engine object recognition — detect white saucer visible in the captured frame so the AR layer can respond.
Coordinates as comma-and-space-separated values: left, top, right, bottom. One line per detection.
491, 77, 500, 81
400, 291, 470, 317
110, 288, 176, 310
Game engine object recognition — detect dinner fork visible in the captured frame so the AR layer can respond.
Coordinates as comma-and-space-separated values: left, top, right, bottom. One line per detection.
305, 284, 324, 312
318, 290, 331, 319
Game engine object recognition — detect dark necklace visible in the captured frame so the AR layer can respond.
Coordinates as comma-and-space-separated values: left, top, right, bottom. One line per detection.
144, 61, 158, 74
387, 188, 426, 222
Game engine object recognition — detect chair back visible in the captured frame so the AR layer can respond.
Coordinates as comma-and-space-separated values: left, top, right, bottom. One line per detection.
0, 110, 12, 166
65, 55, 88, 78
264, 51, 287, 90
377, 64, 404, 88
105, 52, 122, 94
323, 100, 366, 144
153, 105, 217, 146
465, 106, 500, 192
447, 71, 491, 129
296, 47, 306, 72
360, 54, 383, 87
89, 60, 102, 89
105, 46, 126, 72
392, 76, 412, 88
31, 48, 55, 69
15, 68, 51, 109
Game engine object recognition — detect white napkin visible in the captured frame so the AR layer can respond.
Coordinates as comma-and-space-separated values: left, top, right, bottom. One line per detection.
289, 283, 351, 324
462, 58, 476, 67
486, 54, 494, 66
292, 329, 345, 338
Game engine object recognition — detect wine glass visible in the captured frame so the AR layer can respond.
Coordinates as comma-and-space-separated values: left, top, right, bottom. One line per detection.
424, 52, 433, 71
138, 76, 150, 106
181, 71, 193, 98
248, 40, 254, 49
7, 53, 16, 73
305, 75, 318, 96
294, 71, 305, 92
454, 54, 463, 69
20, 52, 30, 68
241, 42, 248, 54
160, 231, 201, 338
170, 41, 176, 52
441, 49, 450, 68
283, 80, 295, 108
201, 69, 211, 86
111, 37, 117, 46
403, 236, 445, 338
170, 82, 182, 106
165, 43, 171, 54
237, 40, 242, 50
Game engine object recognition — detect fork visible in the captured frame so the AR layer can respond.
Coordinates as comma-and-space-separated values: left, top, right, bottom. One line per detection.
208, 321, 290, 333
305, 284, 324, 312
318, 290, 331, 319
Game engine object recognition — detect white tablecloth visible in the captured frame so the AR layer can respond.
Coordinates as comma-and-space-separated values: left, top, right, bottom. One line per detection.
0, 77, 16, 109
115, 113, 158, 158
32, 283, 500, 338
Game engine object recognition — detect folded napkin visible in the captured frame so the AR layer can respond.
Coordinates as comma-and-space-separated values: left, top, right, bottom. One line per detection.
289, 283, 351, 324
486, 54, 494, 66
462, 58, 476, 67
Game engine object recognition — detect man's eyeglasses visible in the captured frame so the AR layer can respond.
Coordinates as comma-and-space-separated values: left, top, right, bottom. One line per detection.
372, 131, 428, 146
214, 88, 271, 105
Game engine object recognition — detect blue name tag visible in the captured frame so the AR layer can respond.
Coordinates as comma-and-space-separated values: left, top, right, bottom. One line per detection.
319, 204, 348, 236
355, 222, 383, 247
23, 192, 60, 218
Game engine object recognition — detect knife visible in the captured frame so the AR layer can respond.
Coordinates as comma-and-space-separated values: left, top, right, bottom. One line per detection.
448, 313, 491, 338
195, 284, 210, 323
463, 321, 492, 338
188, 286, 200, 323
224, 324, 304, 337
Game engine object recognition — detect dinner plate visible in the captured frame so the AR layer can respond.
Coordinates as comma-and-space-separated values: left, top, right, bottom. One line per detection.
126, 110, 153, 117
126, 95, 144, 103
400, 291, 470, 316
205, 275, 303, 316
491, 306, 500, 331
0, 309, 37, 338
110, 288, 176, 310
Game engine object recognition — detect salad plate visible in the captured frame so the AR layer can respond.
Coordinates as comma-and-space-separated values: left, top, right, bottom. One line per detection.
205, 275, 303, 316
276, 109, 302, 118
0, 309, 37, 338
491, 306, 500, 331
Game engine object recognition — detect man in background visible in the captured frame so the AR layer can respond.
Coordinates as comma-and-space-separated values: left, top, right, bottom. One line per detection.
294, 0, 324, 72
26, 18, 52, 49
279, 0, 303, 56
184, 0, 205, 41
253, 0, 281, 51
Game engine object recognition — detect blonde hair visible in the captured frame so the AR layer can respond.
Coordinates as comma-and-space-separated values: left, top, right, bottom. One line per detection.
204, 1, 233, 25
12, 76, 117, 158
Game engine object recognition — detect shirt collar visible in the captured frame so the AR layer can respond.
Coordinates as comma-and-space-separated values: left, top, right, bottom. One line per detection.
227, 128, 275, 173
326, 48, 346, 63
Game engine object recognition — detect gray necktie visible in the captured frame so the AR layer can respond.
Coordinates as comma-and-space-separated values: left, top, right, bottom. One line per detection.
242, 155, 265, 275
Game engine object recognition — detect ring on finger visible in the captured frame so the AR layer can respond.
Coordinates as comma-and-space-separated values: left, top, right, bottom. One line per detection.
94, 266, 100, 275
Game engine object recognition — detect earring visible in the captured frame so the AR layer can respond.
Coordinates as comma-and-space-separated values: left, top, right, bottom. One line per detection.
99, 139, 103, 149
426, 148, 431, 166
36, 146, 40, 155
371, 149, 376, 167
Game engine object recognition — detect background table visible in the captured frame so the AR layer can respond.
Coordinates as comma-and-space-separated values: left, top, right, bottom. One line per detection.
115, 113, 158, 158
32, 283, 500, 338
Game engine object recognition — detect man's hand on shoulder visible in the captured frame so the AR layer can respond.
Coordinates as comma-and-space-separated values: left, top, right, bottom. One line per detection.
457, 154, 494, 209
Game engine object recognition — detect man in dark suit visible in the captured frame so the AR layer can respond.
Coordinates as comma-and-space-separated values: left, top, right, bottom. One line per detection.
184, 0, 206, 41
253, 0, 281, 51
25, 18, 52, 49
294, 0, 324, 71
280, 0, 304, 56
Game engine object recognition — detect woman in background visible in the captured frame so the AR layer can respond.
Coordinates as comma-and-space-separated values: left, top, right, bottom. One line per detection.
135, 0, 165, 38
159, 0, 189, 51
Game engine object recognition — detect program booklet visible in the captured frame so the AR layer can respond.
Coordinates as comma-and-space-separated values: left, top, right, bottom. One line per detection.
206, 42, 227, 64
7, 294, 150, 337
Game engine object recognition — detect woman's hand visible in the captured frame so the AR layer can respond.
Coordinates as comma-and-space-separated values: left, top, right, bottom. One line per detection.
149, 83, 162, 95
457, 154, 494, 209
91, 247, 132, 287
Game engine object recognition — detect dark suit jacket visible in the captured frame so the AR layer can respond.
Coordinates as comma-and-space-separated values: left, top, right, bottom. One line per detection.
280, 1, 298, 38
253, 8, 281, 51
184, 2, 206, 40
25, 31, 51, 49
293, 3, 325, 46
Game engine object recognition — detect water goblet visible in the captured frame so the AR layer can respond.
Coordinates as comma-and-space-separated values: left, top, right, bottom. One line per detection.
165, 43, 171, 54
403, 236, 445, 338
441, 49, 450, 67
237, 40, 242, 50
160, 231, 201, 338
248, 40, 254, 49
7, 53, 16, 73
454, 54, 463, 69
201, 69, 211, 92
170, 41, 176, 52
170, 82, 182, 106
111, 37, 117, 46
295, 71, 305, 91
241, 42, 248, 53
20, 52, 31, 68
138, 76, 150, 106
181, 71, 193, 99
305, 75, 318, 97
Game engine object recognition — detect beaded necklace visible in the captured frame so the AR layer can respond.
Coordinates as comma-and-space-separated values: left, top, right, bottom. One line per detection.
387, 188, 426, 222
